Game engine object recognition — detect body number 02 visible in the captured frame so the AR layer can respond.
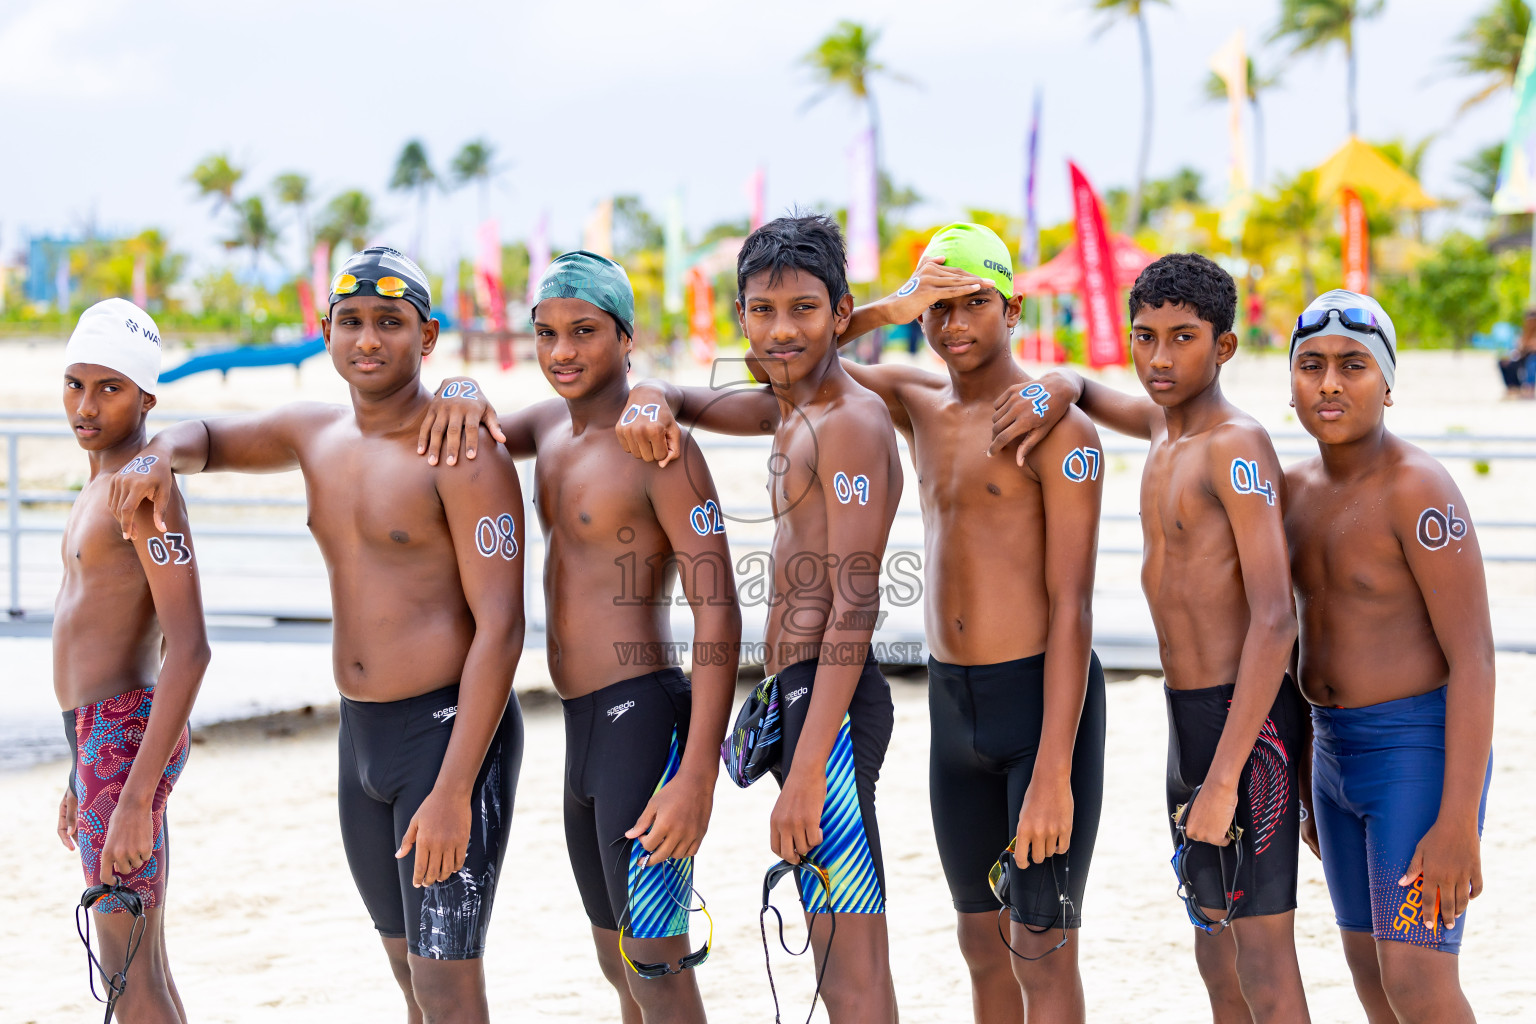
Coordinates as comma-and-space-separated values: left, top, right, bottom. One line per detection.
1230, 459, 1276, 506
146, 532, 191, 566
475, 513, 518, 560
1062, 447, 1101, 482
690, 500, 726, 536
440, 381, 479, 400
833, 472, 870, 505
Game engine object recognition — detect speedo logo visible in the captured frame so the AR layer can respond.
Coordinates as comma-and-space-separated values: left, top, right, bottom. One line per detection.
785, 687, 809, 706
607, 701, 636, 722
983, 259, 1013, 280
1393, 876, 1428, 935
432, 706, 457, 723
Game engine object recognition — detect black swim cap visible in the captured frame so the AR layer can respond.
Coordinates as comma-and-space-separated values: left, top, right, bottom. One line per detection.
329, 246, 432, 322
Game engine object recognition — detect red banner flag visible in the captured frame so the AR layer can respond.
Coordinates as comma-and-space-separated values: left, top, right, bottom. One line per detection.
1342, 188, 1369, 294
296, 277, 319, 336
687, 266, 716, 364
1068, 161, 1124, 368
311, 243, 331, 318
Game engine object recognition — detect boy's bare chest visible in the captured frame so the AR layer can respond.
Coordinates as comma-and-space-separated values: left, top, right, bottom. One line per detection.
534, 435, 651, 542
1142, 441, 1225, 548
60, 485, 140, 580
1289, 487, 1406, 599
301, 441, 443, 551
910, 402, 1032, 509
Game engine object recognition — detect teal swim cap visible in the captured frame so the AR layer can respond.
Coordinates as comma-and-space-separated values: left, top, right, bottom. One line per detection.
531, 250, 635, 338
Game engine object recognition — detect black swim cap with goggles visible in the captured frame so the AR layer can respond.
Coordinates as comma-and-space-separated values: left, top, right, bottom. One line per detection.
329, 246, 433, 322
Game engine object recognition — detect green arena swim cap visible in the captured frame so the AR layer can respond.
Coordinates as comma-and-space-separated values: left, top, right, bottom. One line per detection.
532, 250, 635, 337
919, 223, 1014, 299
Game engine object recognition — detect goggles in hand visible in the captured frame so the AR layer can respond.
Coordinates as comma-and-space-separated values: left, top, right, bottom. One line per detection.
988, 837, 1073, 961
760, 859, 836, 1024
77, 882, 147, 1024
1170, 785, 1245, 934
612, 839, 712, 979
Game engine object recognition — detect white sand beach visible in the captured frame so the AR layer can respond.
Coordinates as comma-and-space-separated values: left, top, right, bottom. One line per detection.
3, 658, 1533, 1023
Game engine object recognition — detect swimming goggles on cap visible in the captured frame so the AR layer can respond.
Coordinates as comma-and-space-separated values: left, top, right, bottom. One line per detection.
988, 837, 1073, 960
760, 859, 836, 1024
77, 882, 147, 1024
1292, 307, 1391, 349
612, 839, 712, 979
330, 273, 412, 301
1170, 784, 1246, 934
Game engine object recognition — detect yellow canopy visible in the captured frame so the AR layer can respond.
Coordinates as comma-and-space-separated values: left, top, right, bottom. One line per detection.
1313, 136, 1438, 210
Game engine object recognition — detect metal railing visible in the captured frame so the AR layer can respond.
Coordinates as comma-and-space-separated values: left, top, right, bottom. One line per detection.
7, 414, 1536, 623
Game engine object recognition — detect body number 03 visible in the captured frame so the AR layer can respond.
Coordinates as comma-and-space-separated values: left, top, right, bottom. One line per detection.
146, 532, 191, 566
475, 513, 518, 560
1230, 459, 1276, 506
833, 472, 870, 505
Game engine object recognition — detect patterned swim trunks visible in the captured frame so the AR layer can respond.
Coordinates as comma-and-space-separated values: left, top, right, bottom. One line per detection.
64, 687, 189, 913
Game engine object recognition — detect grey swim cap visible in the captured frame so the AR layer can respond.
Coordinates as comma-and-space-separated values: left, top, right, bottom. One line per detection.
1290, 289, 1397, 389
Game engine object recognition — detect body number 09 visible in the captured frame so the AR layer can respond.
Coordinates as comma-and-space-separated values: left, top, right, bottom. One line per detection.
833, 472, 870, 505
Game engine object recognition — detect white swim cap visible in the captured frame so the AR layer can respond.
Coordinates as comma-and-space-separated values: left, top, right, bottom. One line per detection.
65, 298, 163, 395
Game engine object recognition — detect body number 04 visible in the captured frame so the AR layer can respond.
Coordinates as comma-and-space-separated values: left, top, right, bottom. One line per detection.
1230, 459, 1276, 506
475, 513, 518, 560
1020, 382, 1050, 417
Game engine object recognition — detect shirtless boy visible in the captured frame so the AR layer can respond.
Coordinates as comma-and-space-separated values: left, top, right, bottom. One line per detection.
415, 250, 740, 1024
992, 254, 1309, 1023
56, 299, 209, 1023
110, 248, 525, 1024
1285, 291, 1494, 1024
614, 224, 1105, 1024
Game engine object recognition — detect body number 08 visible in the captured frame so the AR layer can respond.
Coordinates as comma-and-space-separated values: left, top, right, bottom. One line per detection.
475, 513, 518, 560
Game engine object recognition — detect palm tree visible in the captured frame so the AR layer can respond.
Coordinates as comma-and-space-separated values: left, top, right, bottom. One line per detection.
1248, 170, 1329, 298
801, 19, 915, 211
189, 153, 244, 217
272, 172, 313, 255
316, 191, 377, 254
1451, 0, 1531, 112
1270, 0, 1384, 137
224, 197, 279, 278
1202, 57, 1282, 189
450, 140, 498, 223
389, 140, 437, 260
1091, 0, 1170, 232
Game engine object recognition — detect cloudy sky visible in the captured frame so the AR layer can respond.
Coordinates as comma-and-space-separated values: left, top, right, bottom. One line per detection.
0, 0, 1513, 276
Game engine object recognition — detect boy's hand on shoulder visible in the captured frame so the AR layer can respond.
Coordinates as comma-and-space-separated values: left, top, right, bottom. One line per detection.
616, 385, 681, 468
1401, 818, 1482, 931
57, 788, 78, 851
1016, 773, 1074, 865
626, 770, 715, 864
99, 800, 154, 884
877, 257, 983, 326
397, 788, 471, 887
770, 769, 826, 865
417, 378, 502, 467
991, 372, 1078, 466
1183, 782, 1239, 847
109, 448, 175, 540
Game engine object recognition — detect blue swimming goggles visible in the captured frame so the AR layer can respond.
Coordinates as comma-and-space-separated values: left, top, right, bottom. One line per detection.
1293, 307, 1391, 348
1170, 786, 1245, 934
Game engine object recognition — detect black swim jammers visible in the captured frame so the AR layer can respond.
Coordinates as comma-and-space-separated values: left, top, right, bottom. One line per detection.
1165, 678, 1307, 919
927, 653, 1106, 928
562, 668, 696, 938
338, 683, 523, 960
